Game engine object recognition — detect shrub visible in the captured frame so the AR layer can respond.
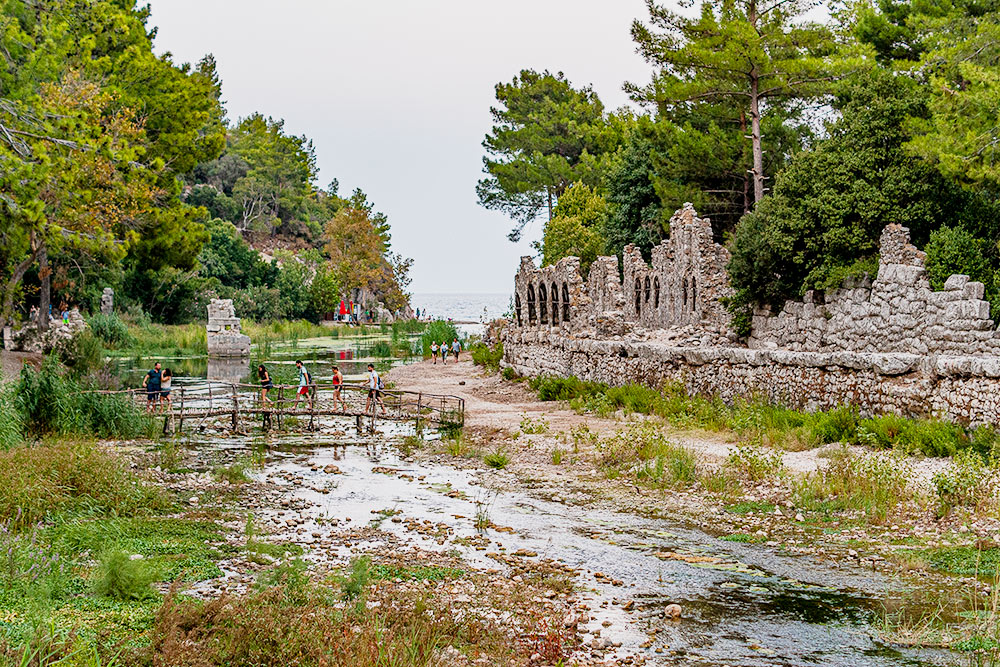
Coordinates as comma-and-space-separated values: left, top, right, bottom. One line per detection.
0, 440, 164, 526
339, 556, 371, 602
484, 449, 510, 469
932, 449, 994, 515
725, 445, 784, 482
795, 447, 912, 522
471, 341, 503, 373
86, 313, 134, 348
805, 406, 859, 445
519, 414, 549, 434
55, 329, 104, 376
0, 389, 23, 451
93, 550, 158, 601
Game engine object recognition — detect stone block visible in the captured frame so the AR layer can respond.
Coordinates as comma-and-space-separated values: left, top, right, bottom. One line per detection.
963, 281, 986, 301
944, 274, 970, 291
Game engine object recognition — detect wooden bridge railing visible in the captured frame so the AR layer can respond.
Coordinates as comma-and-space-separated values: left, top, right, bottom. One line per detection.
88, 382, 464, 434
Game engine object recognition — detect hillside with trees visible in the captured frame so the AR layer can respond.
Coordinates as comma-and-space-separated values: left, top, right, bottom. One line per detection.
480, 0, 1000, 330
1, 0, 410, 329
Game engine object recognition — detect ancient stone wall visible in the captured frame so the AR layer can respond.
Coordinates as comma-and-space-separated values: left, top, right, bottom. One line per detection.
622, 204, 733, 333
207, 299, 250, 357
504, 207, 1000, 426
503, 329, 1000, 426
512, 204, 735, 340
749, 225, 1000, 356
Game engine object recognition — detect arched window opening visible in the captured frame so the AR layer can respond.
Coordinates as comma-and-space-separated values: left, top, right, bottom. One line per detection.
654, 277, 660, 310
551, 283, 559, 326
527, 284, 536, 324
562, 283, 570, 322
539, 284, 548, 323
515, 293, 522, 327
634, 278, 642, 316
682, 278, 688, 311
644, 276, 651, 303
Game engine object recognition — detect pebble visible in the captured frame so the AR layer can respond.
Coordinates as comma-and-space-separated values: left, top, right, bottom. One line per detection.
663, 603, 682, 619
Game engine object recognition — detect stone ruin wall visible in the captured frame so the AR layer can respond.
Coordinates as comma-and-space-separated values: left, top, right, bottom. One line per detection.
206, 299, 250, 357
503, 206, 1000, 426
749, 224, 1000, 356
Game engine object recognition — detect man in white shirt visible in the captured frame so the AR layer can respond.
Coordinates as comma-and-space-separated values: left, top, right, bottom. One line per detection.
365, 363, 387, 416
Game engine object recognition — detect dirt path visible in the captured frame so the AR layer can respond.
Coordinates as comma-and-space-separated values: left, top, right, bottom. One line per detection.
389, 355, 834, 475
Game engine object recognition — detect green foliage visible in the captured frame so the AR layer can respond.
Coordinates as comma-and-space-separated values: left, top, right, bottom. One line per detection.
795, 448, 912, 522
630, 0, 848, 212
727, 69, 1000, 314
597, 421, 698, 489
0, 440, 163, 526
932, 450, 993, 515
537, 182, 608, 275
197, 218, 277, 290
925, 226, 999, 318
0, 389, 23, 451
471, 341, 503, 373
339, 556, 371, 602
477, 69, 623, 241
604, 121, 665, 259
421, 320, 459, 357
15, 361, 155, 440
87, 313, 135, 348
92, 550, 158, 601
518, 415, 549, 435
484, 449, 510, 469
725, 445, 784, 482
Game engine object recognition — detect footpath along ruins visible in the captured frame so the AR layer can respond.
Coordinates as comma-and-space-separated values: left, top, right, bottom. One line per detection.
502, 204, 1000, 426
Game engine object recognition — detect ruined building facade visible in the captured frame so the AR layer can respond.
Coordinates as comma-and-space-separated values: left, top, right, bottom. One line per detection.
503, 205, 1000, 426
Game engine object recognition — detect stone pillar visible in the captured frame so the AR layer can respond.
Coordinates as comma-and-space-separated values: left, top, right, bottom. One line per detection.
100, 288, 114, 315
206, 299, 251, 357
2, 326, 12, 352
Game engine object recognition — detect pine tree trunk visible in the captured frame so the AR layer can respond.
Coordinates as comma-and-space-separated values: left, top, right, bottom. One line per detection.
38, 241, 50, 332
748, 0, 765, 205
547, 188, 554, 221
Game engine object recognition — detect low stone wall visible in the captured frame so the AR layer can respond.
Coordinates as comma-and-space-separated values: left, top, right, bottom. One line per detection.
502, 330, 1000, 426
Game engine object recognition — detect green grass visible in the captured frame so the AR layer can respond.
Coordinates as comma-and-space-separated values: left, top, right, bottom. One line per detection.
484, 449, 510, 469
921, 547, 1000, 578
369, 563, 464, 582
471, 342, 504, 373
794, 447, 913, 523
597, 421, 699, 489
724, 501, 776, 515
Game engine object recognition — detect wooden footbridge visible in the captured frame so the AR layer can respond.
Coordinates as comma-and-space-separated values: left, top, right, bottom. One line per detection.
95, 382, 464, 434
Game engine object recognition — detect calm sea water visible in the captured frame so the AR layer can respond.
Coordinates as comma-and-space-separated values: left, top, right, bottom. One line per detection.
411, 293, 511, 335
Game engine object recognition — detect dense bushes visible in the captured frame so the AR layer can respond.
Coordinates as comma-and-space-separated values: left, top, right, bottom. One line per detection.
87, 313, 135, 348
15, 361, 156, 440
471, 341, 503, 373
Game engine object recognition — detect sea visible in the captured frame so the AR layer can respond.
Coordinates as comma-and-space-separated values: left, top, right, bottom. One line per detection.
410, 293, 511, 336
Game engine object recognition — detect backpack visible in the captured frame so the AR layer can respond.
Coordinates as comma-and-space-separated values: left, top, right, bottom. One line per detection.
376, 374, 384, 391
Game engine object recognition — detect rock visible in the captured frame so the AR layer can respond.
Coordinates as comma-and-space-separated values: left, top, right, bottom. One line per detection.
795, 513, 805, 522
188, 496, 199, 505
663, 603, 682, 620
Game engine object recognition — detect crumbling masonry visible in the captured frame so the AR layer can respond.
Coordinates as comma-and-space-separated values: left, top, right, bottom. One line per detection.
502, 205, 1000, 426
207, 299, 250, 357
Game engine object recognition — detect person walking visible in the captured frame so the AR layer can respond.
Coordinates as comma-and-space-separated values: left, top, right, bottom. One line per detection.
365, 363, 386, 416
331, 365, 346, 412
258, 365, 274, 405
159, 368, 173, 411
293, 360, 312, 410
431, 341, 439, 364
451, 338, 461, 363
142, 362, 162, 414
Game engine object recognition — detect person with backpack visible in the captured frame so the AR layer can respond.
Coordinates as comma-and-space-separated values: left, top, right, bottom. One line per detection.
365, 363, 386, 416
293, 360, 313, 410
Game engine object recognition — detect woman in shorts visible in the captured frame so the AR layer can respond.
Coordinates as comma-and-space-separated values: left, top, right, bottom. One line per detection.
159, 368, 173, 410
431, 341, 439, 364
331, 365, 346, 412
258, 365, 274, 405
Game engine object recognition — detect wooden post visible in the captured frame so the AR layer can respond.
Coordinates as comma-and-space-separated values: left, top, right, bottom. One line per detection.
231, 383, 238, 433
277, 386, 284, 430
178, 388, 185, 433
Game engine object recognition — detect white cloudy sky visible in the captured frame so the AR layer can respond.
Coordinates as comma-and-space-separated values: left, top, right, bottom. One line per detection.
146, 0, 652, 294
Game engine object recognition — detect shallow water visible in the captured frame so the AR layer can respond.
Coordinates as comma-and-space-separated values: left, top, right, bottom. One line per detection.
179, 429, 955, 667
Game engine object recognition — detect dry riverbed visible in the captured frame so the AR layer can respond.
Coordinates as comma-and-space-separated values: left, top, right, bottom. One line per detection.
107, 355, 999, 666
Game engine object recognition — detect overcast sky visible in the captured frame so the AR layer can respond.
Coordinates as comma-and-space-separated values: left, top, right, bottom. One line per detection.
147, 1, 652, 294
